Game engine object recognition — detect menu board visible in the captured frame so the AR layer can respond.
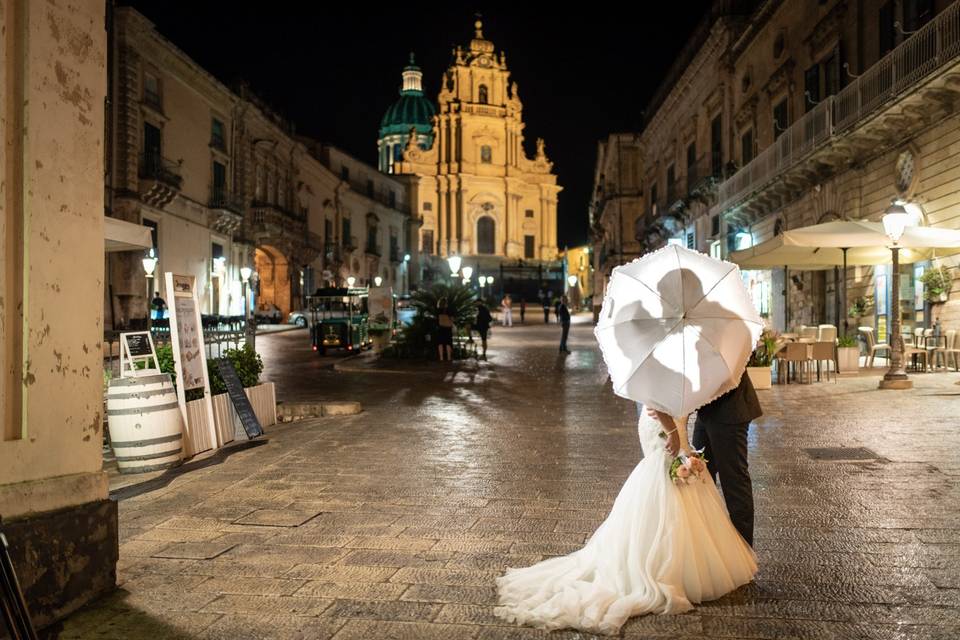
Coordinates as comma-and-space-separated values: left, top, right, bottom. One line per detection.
174, 296, 205, 390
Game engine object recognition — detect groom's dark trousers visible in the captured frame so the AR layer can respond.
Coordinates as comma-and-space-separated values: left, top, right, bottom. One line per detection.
692, 373, 761, 547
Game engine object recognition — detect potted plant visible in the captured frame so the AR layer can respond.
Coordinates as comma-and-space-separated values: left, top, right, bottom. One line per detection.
848, 296, 873, 327
207, 346, 276, 441
746, 329, 779, 390
920, 266, 953, 304
156, 343, 276, 448
836, 334, 860, 375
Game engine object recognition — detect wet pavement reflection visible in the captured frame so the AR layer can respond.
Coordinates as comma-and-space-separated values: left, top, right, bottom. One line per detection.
61, 315, 960, 639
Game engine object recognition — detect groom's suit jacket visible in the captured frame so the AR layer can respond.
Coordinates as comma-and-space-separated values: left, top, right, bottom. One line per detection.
696, 372, 762, 425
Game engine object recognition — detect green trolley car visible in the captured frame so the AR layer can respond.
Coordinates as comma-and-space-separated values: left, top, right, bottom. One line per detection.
308, 287, 370, 355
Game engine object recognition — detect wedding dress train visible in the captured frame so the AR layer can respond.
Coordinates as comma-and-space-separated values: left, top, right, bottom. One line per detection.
494, 412, 757, 635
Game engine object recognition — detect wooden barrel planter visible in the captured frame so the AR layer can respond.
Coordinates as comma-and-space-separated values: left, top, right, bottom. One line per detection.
106, 373, 184, 474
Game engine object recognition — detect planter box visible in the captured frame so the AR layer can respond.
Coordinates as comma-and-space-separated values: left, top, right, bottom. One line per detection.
211, 382, 277, 442
837, 346, 860, 375
184, 397, 216, 457
746, 366, 772, 390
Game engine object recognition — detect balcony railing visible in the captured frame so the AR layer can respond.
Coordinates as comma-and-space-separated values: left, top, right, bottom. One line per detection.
365, 242, 381, 257
139, 153, 183, 189
686, 154, 721, 196
717, 1, 960, 212
209, 187, 243, 214
250, 199, 303, 221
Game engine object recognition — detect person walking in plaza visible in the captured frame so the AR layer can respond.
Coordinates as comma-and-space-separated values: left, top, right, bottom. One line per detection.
436, 297, 455, 362
474, 300, 492, 360
151, 291, 167, 320
557, 295, 571, 354
519, 298, 526, 324
542, 295, 551, 323
501, 294, 513, 327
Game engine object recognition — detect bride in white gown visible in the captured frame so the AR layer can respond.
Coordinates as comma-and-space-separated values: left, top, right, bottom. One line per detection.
494, 409, 757, 635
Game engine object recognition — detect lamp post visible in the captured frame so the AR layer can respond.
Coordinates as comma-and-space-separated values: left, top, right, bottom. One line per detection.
879, 201, 911, 390
447, 255, 462, 281
240, 266, 254, 350
403, 253, 410, 294
346, 275, 356, 288
461, 266, 473, 288
567, 274, 579, 311
374, 276, 383, 287
142, 249, 158, 330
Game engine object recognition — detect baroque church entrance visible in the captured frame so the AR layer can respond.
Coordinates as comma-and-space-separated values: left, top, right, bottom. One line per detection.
477, 217, 496, 254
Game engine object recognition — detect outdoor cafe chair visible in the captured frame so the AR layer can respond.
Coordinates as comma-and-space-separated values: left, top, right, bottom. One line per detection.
798, 325, 818, 342
777, 341, 814, 384
904, 328, 930, 372
859, 327, 890, 368
942, 329, 960, 371
811, 341, 838, 382
817, 324, 837, 344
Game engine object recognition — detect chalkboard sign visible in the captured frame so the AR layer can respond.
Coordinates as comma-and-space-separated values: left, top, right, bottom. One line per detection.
216, 359, 263, 439
124, 332, 153, 357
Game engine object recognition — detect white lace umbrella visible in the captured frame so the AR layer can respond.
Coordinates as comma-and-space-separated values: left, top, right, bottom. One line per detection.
595, 245, 763, 416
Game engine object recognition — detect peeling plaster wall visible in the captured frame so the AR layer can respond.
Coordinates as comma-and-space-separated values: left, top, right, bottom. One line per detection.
0, 0, 108, 517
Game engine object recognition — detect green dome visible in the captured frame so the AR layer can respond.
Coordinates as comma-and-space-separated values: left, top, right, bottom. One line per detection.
379, 54, 436, 140
379, 94, 436, 137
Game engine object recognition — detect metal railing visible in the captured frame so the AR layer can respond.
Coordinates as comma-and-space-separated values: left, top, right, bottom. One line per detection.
139, 153, 183, 189
717, 1, 960, 212
103, 322, 245, 379
209, 186, 244, 214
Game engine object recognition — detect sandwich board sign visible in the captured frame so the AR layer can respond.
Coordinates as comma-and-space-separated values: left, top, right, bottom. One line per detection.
164, 273, 218, 454
119, 331, 159, 378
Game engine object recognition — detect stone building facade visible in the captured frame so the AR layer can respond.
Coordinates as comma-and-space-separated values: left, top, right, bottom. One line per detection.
1, 0, 118, 627
106, 8, 412, 328
593, 0, 960, 336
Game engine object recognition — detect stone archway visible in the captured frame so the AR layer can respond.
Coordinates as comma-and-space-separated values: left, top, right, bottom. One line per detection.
255, 244, 292, 320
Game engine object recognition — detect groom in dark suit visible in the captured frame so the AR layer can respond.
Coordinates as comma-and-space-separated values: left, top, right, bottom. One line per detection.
643, 371, 761, 547
692, 373, 761, 546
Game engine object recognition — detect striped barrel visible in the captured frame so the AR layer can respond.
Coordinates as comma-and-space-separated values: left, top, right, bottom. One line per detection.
106, 373, 184, 474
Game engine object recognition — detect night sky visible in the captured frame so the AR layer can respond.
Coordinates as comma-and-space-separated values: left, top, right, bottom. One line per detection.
125, 2, 710, 248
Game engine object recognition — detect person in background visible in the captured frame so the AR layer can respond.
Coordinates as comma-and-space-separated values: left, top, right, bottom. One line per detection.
436, 297, 455, 362
151, 291, 167, 320
475, 300, 492, 360
542, 295, 551, 323
519, 298, 526, 324
501, 295, 513, 327
557, 295, 571, 354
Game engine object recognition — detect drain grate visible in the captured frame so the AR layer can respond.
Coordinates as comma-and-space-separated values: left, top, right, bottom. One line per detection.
803, 447, 879, 461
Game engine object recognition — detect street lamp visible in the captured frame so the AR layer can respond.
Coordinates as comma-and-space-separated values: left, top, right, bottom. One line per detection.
567, 274, 578, 287
240, 266, 255, 349
374, 276, 383, 287
479, 275, 487, 286
461, 266, 473, 281
346, 276, 356, 288
879, 201, 911, 390
447, 255, 462, 277
142, 249, 157, 330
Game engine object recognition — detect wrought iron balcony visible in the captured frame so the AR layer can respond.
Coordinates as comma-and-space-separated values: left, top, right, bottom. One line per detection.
139, 154, 183, 189
716, 1, 960, 213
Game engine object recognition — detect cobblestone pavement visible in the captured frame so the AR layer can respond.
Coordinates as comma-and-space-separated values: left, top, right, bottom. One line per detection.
59, 317, 960, 639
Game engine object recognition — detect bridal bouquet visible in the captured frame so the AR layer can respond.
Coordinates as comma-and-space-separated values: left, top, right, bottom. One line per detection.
669, 452, 708, 485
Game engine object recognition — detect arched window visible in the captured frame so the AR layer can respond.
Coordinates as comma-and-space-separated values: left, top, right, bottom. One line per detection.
478, 84, 488, 104
481, 145, 492, 164
477, 216, 495, 254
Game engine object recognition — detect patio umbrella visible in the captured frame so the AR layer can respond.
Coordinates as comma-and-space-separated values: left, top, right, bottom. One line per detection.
594, 245, 763, 417
729, 220, 960, 332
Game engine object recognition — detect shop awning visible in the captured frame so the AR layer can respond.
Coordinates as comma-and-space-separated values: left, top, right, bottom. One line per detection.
730, 220, 960, 269
104, 216, 153, 253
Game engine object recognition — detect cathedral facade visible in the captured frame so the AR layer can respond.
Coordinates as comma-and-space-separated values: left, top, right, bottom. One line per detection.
379, 20, 562, 278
